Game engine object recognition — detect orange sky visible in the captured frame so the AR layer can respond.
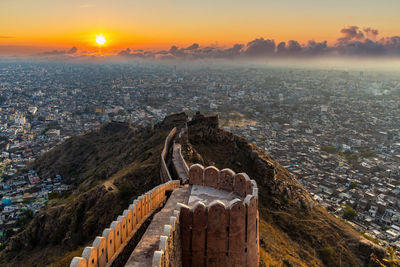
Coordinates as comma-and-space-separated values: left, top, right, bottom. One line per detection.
1, 0, 400, 54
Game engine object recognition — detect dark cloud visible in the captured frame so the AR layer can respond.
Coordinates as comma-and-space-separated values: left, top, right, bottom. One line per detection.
287, 40, 302, 55
337, 39, 385, 55
113, 25, 400, 60
185, 43, 199, 50
363, 27, 379, 40
338, 26, 364, 43
303, 40, 329, 56
117, 48, 147, 58
36, 46, 78, 56
245, 38, 276, 56
118, 48, 131, 56
229, 44, 244, 53
276, 42, 287, 55
117, 43, 246, 60
68, 46, 78, 54
220, 44, 244, 58
382, 36, 400, 53
169, 45, 178, 54
169, 45, 185, 56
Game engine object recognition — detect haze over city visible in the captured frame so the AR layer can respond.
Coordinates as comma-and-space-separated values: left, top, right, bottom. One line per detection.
0, 1, 400, 267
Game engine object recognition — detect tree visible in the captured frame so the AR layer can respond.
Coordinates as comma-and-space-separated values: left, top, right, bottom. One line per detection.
349, 181, 358, 189
343, 205, 357, 220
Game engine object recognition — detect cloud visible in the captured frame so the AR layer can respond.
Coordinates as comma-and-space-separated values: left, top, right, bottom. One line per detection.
287, 40, 302, 54
382, 36, 400, 53
115, 28, 400, 61
0, 36, 15, 39
363, 27, 379, 40
276, 42, 287, 55
303, 40, 329, 56
338, 26, 364, 43
337, 39, 385, 55
24, 25, 400, 61
185, 43, 199, 50
117, 48, 148, 58
221, 44, 244, 58
117, 43, 246, 60
245, 38, 276, 56
36, 46, 78, 57
68, 46, 78, 54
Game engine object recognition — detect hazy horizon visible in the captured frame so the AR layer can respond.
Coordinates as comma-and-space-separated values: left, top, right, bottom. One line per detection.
1, 0, 400, 60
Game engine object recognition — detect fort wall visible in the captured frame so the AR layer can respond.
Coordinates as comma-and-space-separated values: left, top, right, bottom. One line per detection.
70, 126, 259, 267
69, 180, 180, 267
151, 164, 259, 267
160, 128, 177, 183
150, 205, 182, 267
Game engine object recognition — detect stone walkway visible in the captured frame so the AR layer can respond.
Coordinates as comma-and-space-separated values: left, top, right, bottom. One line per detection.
188, 185, 242, 206
172, 143, 189, 183
124, 186, 189, 267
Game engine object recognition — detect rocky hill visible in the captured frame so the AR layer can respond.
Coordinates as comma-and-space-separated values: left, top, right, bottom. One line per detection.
0, 121, 173, 266
0, 113, 385, 267
182, 112, 384, 267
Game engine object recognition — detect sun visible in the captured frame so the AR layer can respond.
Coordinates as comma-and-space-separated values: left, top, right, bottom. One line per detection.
95, 34, 106, 45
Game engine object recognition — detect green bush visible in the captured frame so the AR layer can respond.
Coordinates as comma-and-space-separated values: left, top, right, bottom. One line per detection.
349, 181, 358, 189
360, 150, 376, 158
320, 145, 338, 154
343, 205, 357, 220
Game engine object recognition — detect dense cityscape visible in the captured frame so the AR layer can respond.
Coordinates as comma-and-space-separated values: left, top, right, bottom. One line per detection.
0, 61, 399, 248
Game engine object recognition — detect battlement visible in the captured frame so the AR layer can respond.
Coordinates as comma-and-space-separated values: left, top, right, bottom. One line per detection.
151, 164, 259, 267
70, 180, 180, 267
70, 127, 259, 267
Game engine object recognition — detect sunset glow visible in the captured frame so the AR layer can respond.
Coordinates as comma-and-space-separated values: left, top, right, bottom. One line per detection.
0, 0, 399, 58
95, 34, 106, 46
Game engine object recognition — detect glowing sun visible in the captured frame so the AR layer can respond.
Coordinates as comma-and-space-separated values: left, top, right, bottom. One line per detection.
95, 34, 106, 45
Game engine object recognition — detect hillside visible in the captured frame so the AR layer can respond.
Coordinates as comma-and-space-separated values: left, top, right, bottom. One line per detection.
0, 121, 173, 266
182, 113, 385, 267
0, 113, 385, 267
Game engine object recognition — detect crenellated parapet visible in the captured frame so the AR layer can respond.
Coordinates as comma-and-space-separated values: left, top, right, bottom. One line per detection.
151, 164, 259, 267
151, 209, 181, 267
188, 164, 258, 198
69, 180, 180, 267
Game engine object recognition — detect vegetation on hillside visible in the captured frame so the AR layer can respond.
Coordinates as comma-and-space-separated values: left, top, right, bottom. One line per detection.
0, 121, 171, 266
371, 245, 400, 267
184, 119, 384, 267
343, 205, 357, 220
0, 114, 386, 266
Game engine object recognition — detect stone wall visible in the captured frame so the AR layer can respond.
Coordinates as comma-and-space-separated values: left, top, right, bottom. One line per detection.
160, 128, 177, 183
151, 164, 259, 267
151, 206, 182, 267
70, 125, 259, 267
184, 164, 259, 267
70, 180, 180, 267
